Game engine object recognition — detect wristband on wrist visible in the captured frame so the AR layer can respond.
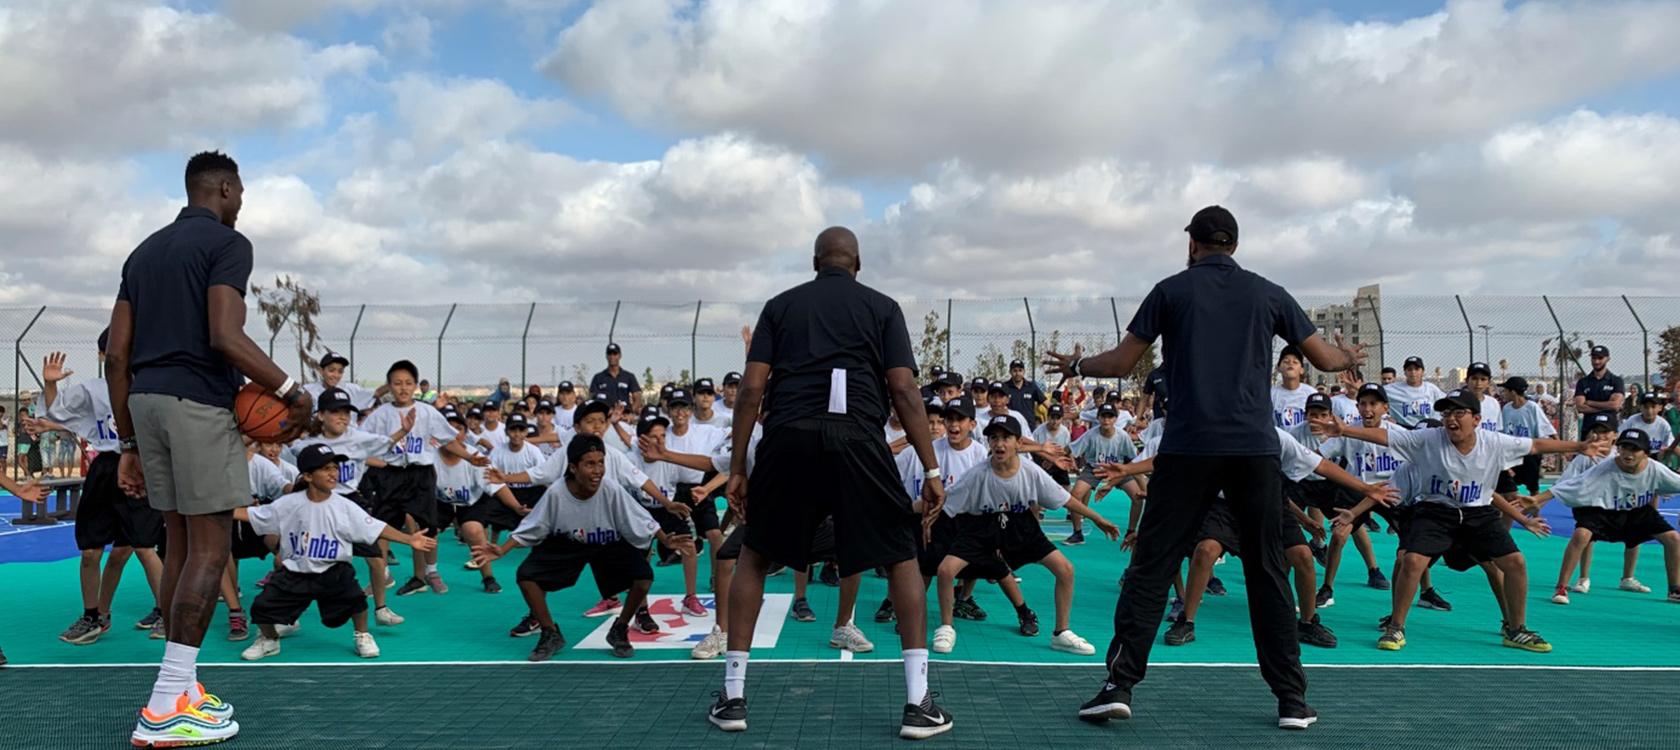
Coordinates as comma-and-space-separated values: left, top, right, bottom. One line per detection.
119, 436, 139, 453
923, 467, 942, 481
275, 377, 297, 399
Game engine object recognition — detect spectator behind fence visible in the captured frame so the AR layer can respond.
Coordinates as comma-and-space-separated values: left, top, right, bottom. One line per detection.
1573, 345, 1625, 434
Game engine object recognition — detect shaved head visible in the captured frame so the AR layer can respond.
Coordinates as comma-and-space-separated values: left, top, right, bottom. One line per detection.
813, 226, 860, 274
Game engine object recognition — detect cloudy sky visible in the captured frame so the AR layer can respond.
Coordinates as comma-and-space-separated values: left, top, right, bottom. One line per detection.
3, 0, 1678, 313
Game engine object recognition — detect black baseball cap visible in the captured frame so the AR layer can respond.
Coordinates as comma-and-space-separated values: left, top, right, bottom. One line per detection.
1467, 362, 1492, 378
1584, 412, 1617, 433
943, 396, 977, 421
969, 377, 989, 391
927, 365, 945, 382
1097, 403, 1118, 418
723, 371, 742, 385
1641, 391, 1663, 405
659, 383, 675, 400
607, 343, 622, 355
1591, 345, 1610, 358
590, 391, 611, 403
937, 371, 964, 388
639, 404, 662, 420
1497, 377, 1528, 394
982, 414, 1023, 439
316, 387, 354, 413
1305, 393, 1332, 412
556, 381, 574, 392
668, 388, 693, 407
922, 395, 945, 412
536, 400, 556, 414
1433, 389, 1481, 414
1106, 390, 1123, 403
1356, 383, 1389, 402
693, 378, 716, 394
574, 399, 611, 424
1617, 428, 1650, 451
1184, 205, 1238, 245
442, 408, 464, 426
1278, 345, 1304, 365
295, 443, 349, 474
1403, 356, 1425, 369
320, 352, 350, 369
987, 381, 1008, 395
1048, 404, 1064, 418
504, 413, 532, 432
637, 413, 671, 436
1009, 359, 1025, 370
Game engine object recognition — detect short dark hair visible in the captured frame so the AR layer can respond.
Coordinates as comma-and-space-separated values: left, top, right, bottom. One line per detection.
1380, 367, 1396, 376
184, 151, 239, 195
387, 360, 420, 382
565, 433, 606, 475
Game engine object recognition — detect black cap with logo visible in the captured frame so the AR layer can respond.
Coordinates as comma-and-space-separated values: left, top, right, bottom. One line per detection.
1356, 383, 1389, 402
1404, 356, 1425, 369
1467, 362, 1492, 378
1184, 205, 1238, 245
1433, 389, 1481, 414
1305, 393, 1332, 412
316, 387, 354, 413
1617, 428, 1650, 451
296, 443, 349, 474
982, 414, 1023, 438
943, 396, 977, 421
693, 378, 716, 394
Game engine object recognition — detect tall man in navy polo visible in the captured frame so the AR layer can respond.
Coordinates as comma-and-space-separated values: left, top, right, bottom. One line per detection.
590, 343, 643, 412
1003, 359, 1046, 429
1574, 345, 1624, 435
1044, 206, 1363, 731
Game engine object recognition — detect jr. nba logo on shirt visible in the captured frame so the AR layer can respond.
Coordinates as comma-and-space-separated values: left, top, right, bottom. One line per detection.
1404, 401, 1429, 420
1428, 476, 1482, 505
1360, 452, 1401, 475
1276, 408, 1306, 428
287, 531, 341, 561
569, 527, 621, 544
338, 463, 356, 485
1616, 490, 1657, 511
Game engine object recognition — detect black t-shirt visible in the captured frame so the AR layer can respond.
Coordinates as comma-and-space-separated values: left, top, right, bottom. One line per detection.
748, 267, 916, 432
1142, 367, 1168, 418
118, 207, 253, 410
1573, 370, 1625, 412
1127, 254, 1317, 456
589, 368, 641, 404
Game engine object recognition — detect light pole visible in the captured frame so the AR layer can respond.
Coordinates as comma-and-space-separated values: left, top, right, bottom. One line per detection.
1477, 324, 1492, 363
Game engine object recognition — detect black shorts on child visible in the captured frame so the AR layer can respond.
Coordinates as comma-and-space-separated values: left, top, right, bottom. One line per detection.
918, 512, 958, 579
461, 486, 537, 532
362, 464, 440, 531
517, 537, 652, 595
76, 452, 163, 550
232, 499, 275, 560
1401, 504, 1518, 571
945, 511, 1056, 580
1573, 506, 1674, 547
678, 482, 723, 535
1198, 494, 1309, 556
250, 562, 367, 628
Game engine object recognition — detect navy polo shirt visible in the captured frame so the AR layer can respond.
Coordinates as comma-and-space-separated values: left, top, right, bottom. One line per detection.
118, 207, 253, 410
748, 266, 916, 433
1003, 378, 1046, 428
1573, 370, 1624, 409
589, 368, 641, 405
1127, 254, 1317, 456
1142, 367, 1167, 418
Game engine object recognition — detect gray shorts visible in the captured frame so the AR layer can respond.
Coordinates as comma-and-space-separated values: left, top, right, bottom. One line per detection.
130, 393, 252, 516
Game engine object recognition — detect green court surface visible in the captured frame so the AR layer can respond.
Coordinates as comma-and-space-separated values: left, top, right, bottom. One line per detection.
5, 492, 1680, 746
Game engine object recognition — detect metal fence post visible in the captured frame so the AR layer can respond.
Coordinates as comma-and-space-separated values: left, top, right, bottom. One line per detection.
521, 302, 536, 392
1362, 293, 1384, 374
436, 304, 457, 388
1623, 295, 1650, 389
348, 304, 365, 383
1109, 297, 1123, 345
607, 301, 622, 347
1454, 295, 1474, 365
945, 299, 953, 368
691, 301, 703, 380
1022, 297, 1036, 368
12, 306, 45, 480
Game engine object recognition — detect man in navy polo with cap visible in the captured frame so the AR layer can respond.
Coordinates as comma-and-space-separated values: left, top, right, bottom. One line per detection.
1003, 359, 1046, 429
590, 343, 642, 413
1574, 345, 1625, 435
1044, 205, 1363, 731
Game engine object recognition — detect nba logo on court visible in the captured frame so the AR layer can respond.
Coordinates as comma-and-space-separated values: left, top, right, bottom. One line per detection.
577, 594, 792, 650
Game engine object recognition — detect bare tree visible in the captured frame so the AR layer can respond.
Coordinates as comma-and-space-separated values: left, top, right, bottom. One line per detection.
252, 276, 322, 382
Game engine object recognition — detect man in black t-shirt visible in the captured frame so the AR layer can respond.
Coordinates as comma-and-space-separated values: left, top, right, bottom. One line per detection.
1574, 345, 1625, 435
589, 344, 643, 412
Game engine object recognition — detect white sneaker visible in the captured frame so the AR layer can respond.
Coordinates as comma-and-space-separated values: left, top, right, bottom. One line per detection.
1051, 629, 1096, 655
1621, 577, 1651, 594
829, 623, 875, 653
375, 606, 405, 626
354, 631, 380, 658
931, 625, 956, 654
1571, 578, 1591, 594
691, 627, 728, 660
464, 558, 482, 570
241, 636, 280, 661
1551, 590, 1570, 605
274, 621, 301, 638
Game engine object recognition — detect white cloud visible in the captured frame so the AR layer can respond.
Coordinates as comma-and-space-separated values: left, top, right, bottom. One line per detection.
389, 74, 578, 156
381, 13, 433, 57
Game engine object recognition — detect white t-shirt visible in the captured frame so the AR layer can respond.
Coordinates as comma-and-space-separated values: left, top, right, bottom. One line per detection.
1563, 452, 1606, 480
525, 440, 650, 495
1271, 383, 1318, 428
711, 423, 763, 476
554, 406, 577, 433
1141, 417, 1165, 445
1032, 423, 1072, 451
1330, 394, 1361, 424
1477, 395, 1503, 433
41, 378, 118, 453
666, 424, 728, 484
491, 442, 548, 489
943, 459, 1070, 516
1619, 414, 1674, 453
283, 429, 393, 495
972, 409, 1031, 444
1386, 428, 1532, 508
896, 435, 987, 500
510, 479, 658, 549
693, 409, 732, 430
1070, 427, 1137, 467
1321, 420, 1405, 483
249, 455, 295, 502
1548, 458, 1680, 511
1384, 382, 1447, 426
360, 402, 460, 467
434, 455, 505, 506
1286, 422, 1332, 481
473, 423, 509, 452
247, 492, 386, 574
1501, 401, 1556, 439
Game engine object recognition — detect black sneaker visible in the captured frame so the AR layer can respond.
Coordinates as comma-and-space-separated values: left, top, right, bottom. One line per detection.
134, 607, 163, 630
482, 577, 502, 594
1315, 586, 1334, 609
1206, 576, 1227, 596
396, 577, 428, 597
874, 598, 896, 623
1164, 597, 1185, 623
1063, 529, 1085, 545
955, 597, 988, 621
899, 692, 955, 740
708, 692, 747, 732
1298, 615, 1337, 649
1017, 607, 1039, 637
1163, 618, 1195, 646
1310, 541, 1327, 566
1418, 587, 1453, 611
0, 646, 7, 667
1367, 567, 1391, 590
1376, 614, 1391, 632
528, 627, 565, 661
1278, 703, 1319, 730
606, 621, 634, 658
1078, 682, 1132, 722
58, 615, 101, 645
509, 614, 541, 638
790, 598, 817, 623
818, 563, 840, 587
385, 550, 400, 566
634, 607, 659, 634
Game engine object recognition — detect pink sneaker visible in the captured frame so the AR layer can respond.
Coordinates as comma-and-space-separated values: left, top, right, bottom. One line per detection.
256, 572, 273, 589
424, 571, 449, 594
583, 597, 622, 618
682, 595, 708, 618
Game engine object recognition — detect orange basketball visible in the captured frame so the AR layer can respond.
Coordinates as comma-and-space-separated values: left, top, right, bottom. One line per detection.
235, 382, 292, 442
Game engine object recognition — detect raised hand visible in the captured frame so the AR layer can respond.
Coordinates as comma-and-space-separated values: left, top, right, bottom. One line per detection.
42, 352, 73, 384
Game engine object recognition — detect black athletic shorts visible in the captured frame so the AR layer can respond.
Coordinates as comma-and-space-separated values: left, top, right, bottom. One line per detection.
1302, 477, 1398, 528
1035, 455, 1071, 488
1198, 495, 1309, 557
1511, 455, 1542, 496
918, 512, 958, 579
1401, 504, 1519, 571
75, 452, 163, 550
362, 464, 440, 532
677, 482, 722, 536
945, 511, 1056, 579
517, 537, 652, 595
231, 497, 276, 560
744, 416, 918, 577
716, 524, 747, 561
250, 563, 366, 628
1495, 468, 1518, 495
460, 486, 535, 532
1573, 506, 1674, 547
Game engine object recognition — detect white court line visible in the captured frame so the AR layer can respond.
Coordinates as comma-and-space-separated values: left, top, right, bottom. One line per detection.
840, 649, 854, 662
9, 659, 1679, 672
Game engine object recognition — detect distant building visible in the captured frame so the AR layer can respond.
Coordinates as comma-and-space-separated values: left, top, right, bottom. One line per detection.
1305, 284, 1380, 382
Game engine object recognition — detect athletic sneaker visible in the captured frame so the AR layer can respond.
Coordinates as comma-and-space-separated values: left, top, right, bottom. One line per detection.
1668, 585, 1680, 603
255, 572, 273, 589
1279, 703, 1319, 730
385, 550, 399, 566
1063, 529, 1086, 545
135, 607, 162, 630
1315, 586, 1335, 609
0, 646, 7, 667
191, 684, 234, 722
483, 577, 502, 594
790, 597, 817, 623
1017, 607, 1040, 637
375, 606, 404, 626
396, 577, 428, 597
241, 636, 280, 661
956, 597, 988, 621
509, 614, 541, 638
584, 597, 622, 618
59, 614, 101, 645
1620, 577, 1650, 594
1298, 615, 1337, 648
100, 614, 113, 634
874, 598, 896, 623
424, 571, 448, 594
1163, 618, 1195, 646
899, 692, 955, 740
1502, 626, 1552, 653
634, 607, 659, 634
1377, 624, 1406, 651
1309, 542, 1327, 566
606, 621, 634, 658
227, 612, 249, 641
1078, 682, 1132, 722
1367, 568, 1391, 590
1417, 587, 1453, 611
1051, 629, 1095, 655
354, 631, 380, 658
692, 627, 727, 660
1376, 614, 1391, 631
682, 595, 708, 618
275, 622, 300, 638
818, 563, 840, 587
931, 625, 957, 653
708, 692, 748, 732
1165, 597, 1185, 623
528, 628, 565, 662
830, 623, 874, 653
131, 693, 239, 748
1551, 587, 1570, 605
1571, 578, 1591, 594
464, 558, 482, 571
149, 619, 166, 640
1207, 576, 1228, 596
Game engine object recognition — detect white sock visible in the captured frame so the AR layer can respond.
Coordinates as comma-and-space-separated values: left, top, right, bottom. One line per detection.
724, 651, 749, 700
425, 563, 438, 575
146, 642, 198, 715
904, 648, 929, 705
186, 668, 203, 702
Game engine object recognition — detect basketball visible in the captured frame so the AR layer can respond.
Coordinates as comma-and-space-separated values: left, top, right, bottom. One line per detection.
234, 382, 291, 442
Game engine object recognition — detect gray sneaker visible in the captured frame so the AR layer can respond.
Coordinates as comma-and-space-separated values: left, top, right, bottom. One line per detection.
149, 619, 167, 640
528, 628, 565, 662
59, 615, 101, 645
